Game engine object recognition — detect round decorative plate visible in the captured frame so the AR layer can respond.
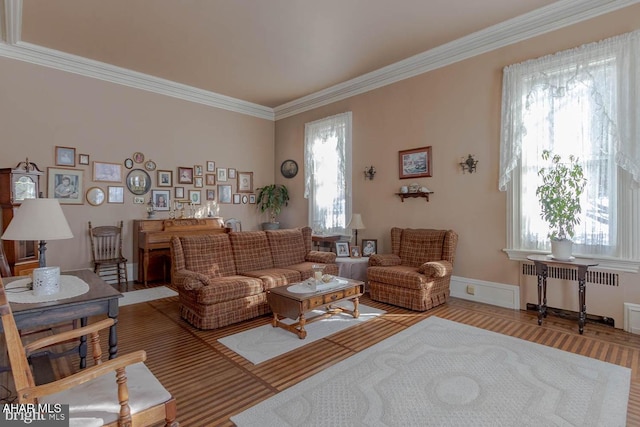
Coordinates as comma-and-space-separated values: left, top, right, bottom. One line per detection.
145, 160, 157, 171
281, 159, 298, 178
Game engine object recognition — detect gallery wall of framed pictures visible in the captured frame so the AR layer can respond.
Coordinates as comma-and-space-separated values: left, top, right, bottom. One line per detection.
47, 148, 258, 210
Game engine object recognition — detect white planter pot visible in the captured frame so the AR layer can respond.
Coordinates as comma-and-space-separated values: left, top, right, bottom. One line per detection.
551, 239, 573, 260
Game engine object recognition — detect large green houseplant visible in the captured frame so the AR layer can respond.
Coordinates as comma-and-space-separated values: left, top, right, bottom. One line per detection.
535, 150, 587, 260
256, 184, 290, 230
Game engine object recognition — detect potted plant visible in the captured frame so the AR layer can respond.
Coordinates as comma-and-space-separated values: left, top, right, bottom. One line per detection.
535, 150, 587, 260
256, 184, 290, 230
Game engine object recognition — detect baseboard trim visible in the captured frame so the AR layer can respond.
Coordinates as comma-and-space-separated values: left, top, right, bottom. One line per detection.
450, 276, 520, 310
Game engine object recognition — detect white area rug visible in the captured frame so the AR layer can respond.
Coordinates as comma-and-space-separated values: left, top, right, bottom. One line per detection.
219, 302, 385, 364
119, 286, 178, 307
232, 316, 631, 427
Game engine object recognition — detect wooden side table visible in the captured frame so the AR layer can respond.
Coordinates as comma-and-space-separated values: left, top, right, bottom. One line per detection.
527, 254, 598, 334
311, 234, 341, 252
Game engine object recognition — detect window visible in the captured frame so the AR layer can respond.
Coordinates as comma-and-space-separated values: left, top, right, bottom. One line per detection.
304, 112, 352, 236
500, 31, 640, 270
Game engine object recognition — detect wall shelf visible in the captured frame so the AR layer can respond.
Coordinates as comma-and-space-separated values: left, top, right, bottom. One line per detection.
396, 191, 432, 202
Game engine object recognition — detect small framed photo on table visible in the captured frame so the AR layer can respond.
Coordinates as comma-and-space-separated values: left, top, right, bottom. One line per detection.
335, 242, 350, 257
350, 246, 361, 258
361, 239, 377, 257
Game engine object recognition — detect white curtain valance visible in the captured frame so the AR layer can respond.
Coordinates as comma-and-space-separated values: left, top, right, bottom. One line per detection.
499, 30, 640, 191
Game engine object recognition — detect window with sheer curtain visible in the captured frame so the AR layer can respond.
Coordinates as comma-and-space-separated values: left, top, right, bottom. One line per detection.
304, 112, 352, 236
500, 31, 640, 269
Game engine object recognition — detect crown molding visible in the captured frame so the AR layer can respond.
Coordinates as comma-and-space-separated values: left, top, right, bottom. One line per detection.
0, 0, 637, 121
273, 0, 640, 120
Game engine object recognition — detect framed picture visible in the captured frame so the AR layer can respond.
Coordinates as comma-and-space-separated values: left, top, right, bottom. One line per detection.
205, 174, 216, 186
55, 146, 76, 167
228, 168, 236, 179
350, 246, 362, 258
188, 189, 201, 205
194, 165, 203, 177
78, 154, 90, 165
217, 168, 227, 182
242, 194, 248, 204
107, 186, 124, 203
124, 158, 134, 169
133, 152, 145, 163
399, 146, 432, 179
335, 242, 350, 257
157, 170, 173, 187
152, 189, 170, 211
218, 184, 232, 203
281, 159, 298, 178
233, 193, 241, 204
86, 187, 105, 206
237, 171, 253, 193
175, 187, 184, 198
361, 239, 377, 257
133, 196, 145, 204
194, 177, 203, 188
249, 194, 256, 204
47, 167, 84, 204
93, 161, 122, 182
206, 161, 216, 172
206, 189, 216, 200
178, 167, 193, 184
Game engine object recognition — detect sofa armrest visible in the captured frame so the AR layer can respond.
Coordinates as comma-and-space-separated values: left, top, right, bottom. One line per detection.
417, 260, 453, 278
305, 251, 337, 263
369, 254, 401, 266
173, 269, 212, 291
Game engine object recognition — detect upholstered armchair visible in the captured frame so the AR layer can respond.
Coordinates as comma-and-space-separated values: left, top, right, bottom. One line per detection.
367, 227, 458, 311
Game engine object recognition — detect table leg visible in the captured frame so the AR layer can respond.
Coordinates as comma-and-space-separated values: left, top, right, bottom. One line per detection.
79, 317, 88, 369
353, 296, 360, 318
108, 298, 119, 359
297, 313, 307, 339
535, 262, 548, 326
271, 313, 279, 327
578, 265, 587, 334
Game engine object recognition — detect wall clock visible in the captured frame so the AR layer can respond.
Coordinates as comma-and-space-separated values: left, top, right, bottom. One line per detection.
280, 159, 298, 178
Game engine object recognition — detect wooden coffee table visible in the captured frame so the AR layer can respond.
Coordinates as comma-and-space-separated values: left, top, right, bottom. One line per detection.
267, 277, 364, 339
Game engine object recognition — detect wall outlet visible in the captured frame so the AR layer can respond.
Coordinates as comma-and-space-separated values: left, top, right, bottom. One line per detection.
466, 285, 475, 295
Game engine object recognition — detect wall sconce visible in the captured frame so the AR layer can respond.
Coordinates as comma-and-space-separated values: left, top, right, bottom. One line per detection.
364, 165, 376, 180
459, 155, 479, 174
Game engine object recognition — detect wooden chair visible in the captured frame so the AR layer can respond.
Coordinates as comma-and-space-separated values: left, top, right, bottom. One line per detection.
89, 221, 128, 287
0, 277, 178, 426
0, 242, 11, 277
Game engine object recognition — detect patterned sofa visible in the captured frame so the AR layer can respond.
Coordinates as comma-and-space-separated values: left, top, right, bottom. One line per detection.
170, 226, 338, 329
367, 227, 458, 311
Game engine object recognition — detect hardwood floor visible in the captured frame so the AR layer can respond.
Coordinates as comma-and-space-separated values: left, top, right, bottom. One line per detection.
3, 285, 640, 426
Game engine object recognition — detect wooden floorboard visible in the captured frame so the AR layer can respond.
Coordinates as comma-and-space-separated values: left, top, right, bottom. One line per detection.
2, 284, 640, 426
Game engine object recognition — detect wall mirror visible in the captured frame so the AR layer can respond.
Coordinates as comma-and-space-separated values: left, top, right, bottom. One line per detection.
126, 169, 151, 195
86, 187, 105, 206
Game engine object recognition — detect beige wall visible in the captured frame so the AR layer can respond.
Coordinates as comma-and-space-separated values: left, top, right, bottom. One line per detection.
275, 4, 640, 321
0, 57, 274, 271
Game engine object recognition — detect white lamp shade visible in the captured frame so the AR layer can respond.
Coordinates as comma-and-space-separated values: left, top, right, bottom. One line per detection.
347, 213, 366, 230
1, 198, 74, 241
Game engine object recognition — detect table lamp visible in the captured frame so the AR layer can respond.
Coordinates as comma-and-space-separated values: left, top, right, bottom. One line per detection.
1, 198, 73, 268
347, 213, 366, 247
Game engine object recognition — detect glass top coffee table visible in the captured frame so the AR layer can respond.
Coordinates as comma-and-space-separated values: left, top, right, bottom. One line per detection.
267, 277, 364, 339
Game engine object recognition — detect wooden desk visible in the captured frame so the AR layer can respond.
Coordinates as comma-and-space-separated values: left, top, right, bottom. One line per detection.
311, 234, 341, 251
134, 218, 227, 285
2, 269, 122, 367
527, 255, 598, 334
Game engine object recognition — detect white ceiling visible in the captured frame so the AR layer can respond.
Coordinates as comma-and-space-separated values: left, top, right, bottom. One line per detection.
1, 0, 637, 119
